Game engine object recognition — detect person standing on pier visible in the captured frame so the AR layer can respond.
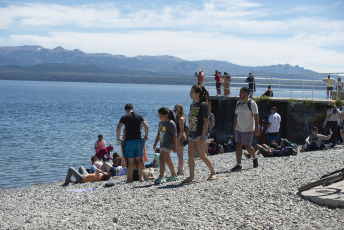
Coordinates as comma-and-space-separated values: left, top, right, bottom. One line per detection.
195, 69, 205, 87
246, 73, 256, 98
323, 75, 335, 99
214, 70, 222, 95
231, 87, 260, 171
223, 72, 231, 96
116, 103, 149, 183
337, 77, 343, 91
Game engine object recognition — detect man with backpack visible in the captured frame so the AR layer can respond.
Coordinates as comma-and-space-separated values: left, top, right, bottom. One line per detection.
231, 87, 260, 171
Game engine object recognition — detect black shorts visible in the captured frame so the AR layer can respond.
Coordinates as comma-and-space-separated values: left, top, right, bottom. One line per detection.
260, 146, 270, 157
327, 87, 333, 90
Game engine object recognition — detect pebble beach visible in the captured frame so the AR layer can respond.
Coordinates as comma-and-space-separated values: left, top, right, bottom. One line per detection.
1, 148, 344, 230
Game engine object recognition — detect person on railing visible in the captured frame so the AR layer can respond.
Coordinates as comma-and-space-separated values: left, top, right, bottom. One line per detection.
214, 70, 222, 95
323, 75, 335, 99
262, 85, 273, 97
195, 69, 205, 87
223, 72, 231, 96
337, 77, 343, 91
246, 73, 256, 98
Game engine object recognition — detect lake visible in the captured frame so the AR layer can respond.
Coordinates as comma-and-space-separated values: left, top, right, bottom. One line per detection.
0, 80, 325, 189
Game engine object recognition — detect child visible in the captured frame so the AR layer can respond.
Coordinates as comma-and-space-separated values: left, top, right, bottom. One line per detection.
173, 104, 187, 175
145, 148, 160, 168
153, 107, 178, 184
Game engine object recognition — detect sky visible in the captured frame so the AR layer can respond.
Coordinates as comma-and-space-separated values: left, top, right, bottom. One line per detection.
0, 0, 343, 72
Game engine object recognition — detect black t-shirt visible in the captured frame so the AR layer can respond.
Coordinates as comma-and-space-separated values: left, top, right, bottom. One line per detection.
119, 112, 144, 141
188, 102, 209, 138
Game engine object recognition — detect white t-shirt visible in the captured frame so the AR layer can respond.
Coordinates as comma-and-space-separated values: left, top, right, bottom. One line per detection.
267, 112, 281, 133
323, 78, 335, 87
235, 100, 259, 132
115, 166, 127, 176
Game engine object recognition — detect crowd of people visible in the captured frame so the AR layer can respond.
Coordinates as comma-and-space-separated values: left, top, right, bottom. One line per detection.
195, 70, 273, 98
63, 72, 344, 186
197, 71, 343, 99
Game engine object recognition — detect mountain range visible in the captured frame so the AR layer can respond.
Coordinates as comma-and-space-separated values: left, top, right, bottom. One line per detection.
0, 45, 316, 85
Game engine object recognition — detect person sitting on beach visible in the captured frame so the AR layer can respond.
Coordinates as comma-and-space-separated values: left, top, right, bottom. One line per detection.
247, 143, 278, 158
101, 161, 127, 177
145, 148, 160, 168
112, 152, 122, 167
89, 156, 103, 173
257, 119, 267, 145
253, 138, 296, 157
94, 134, 106, 153
63, 166, 111, 186
262, 85, 273, 97
153, 107, 179, 184
95, 145, 113, 162
300, 127, 332, 152
323, 75, 335, 99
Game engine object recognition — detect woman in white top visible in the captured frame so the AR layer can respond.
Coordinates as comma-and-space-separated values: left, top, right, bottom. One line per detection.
323, 100, 340, 147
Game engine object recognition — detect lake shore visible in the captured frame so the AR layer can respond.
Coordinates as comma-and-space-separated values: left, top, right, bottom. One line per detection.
1, 148, 344, 229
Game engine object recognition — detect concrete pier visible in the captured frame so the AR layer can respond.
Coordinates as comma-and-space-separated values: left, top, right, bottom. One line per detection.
210, 95, 334, 144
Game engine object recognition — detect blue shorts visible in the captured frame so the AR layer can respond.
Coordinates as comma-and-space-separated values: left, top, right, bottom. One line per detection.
123, 139, 143, 158
268, 132, 278, 140
109, 166, 117, 177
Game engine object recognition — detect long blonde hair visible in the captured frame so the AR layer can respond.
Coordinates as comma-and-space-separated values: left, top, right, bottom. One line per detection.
174, 104, 185, 121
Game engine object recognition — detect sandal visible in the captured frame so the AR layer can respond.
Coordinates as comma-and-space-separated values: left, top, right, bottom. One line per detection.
154, 177, 166, 184
182, 177, 197, 183
207, 174, 219, 181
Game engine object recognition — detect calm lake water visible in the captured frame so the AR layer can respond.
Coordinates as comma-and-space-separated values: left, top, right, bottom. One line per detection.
0, 80, 196, 189
0, 80, 323, 189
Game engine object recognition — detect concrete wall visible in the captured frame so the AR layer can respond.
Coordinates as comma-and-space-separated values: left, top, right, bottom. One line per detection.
210, 96, 330, 144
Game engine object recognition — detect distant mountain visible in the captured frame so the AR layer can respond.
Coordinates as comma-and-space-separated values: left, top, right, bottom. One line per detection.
0, 45, 317, 84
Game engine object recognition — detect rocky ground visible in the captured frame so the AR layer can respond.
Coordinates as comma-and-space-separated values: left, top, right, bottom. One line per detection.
1, 147, 344, 229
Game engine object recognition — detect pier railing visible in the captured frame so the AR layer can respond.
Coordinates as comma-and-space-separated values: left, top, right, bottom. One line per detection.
204, 72, 344, 100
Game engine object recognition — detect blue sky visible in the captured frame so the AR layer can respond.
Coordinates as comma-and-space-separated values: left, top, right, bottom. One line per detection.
1, 0, 343, 72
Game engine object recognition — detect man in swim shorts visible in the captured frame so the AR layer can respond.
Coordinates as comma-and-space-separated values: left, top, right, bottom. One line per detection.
116, 104, 149, 183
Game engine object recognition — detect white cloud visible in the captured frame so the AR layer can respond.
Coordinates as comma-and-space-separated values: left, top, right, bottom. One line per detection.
1, 0, 344, 72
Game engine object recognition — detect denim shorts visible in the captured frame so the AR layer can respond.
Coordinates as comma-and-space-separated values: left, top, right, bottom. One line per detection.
235, 130, 254, 146
123, 139, 143, 158
109, 166, 117, 177
268, 132, 278, 140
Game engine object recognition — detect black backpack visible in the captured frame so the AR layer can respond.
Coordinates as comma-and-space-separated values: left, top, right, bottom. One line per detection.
236, 100, 253, 115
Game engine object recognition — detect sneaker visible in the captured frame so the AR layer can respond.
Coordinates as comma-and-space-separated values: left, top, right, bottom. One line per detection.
154, 177, 166, 184
231, 164, 242, 171
253, 158, 258, 168
166, 176, 179, 182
